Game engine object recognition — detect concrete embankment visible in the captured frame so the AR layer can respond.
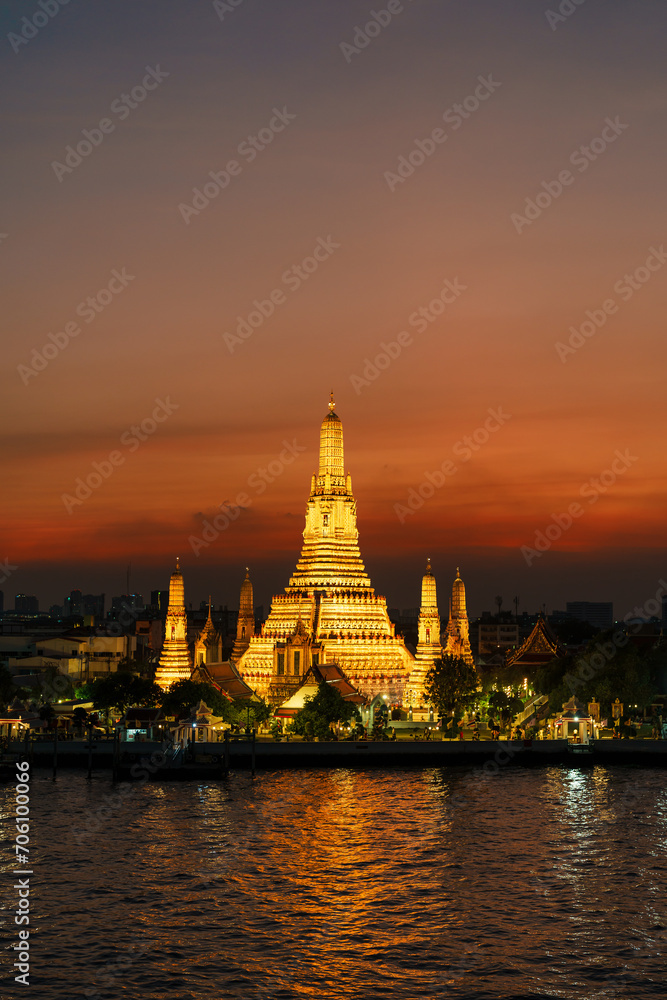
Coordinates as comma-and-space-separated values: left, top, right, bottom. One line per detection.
8, 737, 667, 775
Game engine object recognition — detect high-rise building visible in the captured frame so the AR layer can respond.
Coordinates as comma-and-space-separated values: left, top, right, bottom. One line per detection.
478, 621, 520, 657
64, 590, 83, 616
111, 594, 144, 615
150, 590, 169, 613
14, 594, 39, 614
154, 558, 192, 689
64, 592, 104, 618
236, 395, 415, 702
83, 593, 105, 619
566, 602, 613, 630
443, 568, 474, 665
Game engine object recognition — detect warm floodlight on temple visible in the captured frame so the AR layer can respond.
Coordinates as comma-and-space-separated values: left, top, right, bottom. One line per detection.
154, 557, 193, 689
233, 396, 473, 708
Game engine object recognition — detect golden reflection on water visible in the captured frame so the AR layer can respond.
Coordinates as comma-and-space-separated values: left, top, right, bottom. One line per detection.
9, 766, 667, 999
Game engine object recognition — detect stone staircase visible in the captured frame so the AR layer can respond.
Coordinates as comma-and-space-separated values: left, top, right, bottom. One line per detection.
515, 693, 549, 727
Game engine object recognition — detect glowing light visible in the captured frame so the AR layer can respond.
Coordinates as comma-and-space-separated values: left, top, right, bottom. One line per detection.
236, 399, 415, 704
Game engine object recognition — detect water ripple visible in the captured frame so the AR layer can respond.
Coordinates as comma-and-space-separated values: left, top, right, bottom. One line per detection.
2, 765, 666, 998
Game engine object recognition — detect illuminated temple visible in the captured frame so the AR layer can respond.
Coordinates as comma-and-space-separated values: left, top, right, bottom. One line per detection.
231, 568, 255, 662
443, 568, 474, 666
152, 401, 474, 709
236, 395, 417, 703
155, 557, 192, 689
409, 559, 444, 700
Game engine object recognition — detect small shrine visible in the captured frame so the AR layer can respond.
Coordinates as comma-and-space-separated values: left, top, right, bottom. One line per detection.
552, 696, 596, 743
171, 699, 227, 744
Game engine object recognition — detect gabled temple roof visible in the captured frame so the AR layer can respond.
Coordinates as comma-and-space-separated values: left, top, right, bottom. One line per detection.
192, 660, 256, 701
275, 662, 367, 717
505, 616, 562, 666
311, 662, 367, 703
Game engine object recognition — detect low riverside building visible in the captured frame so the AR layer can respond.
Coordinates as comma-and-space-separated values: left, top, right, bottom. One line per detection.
121, 707, 164, 741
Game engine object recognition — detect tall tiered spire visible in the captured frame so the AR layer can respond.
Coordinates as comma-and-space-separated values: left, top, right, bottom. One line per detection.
451, 567, 467, 618
194, 596, 223, 666
155, 557, 193, 689
421, 559, 437, 609
232, 568, 255, 662
236, 398, 415, 702
316, 391, 346, 487
407, 558, 443, 706
289, 395, 368, 589
444, 567, 474, 666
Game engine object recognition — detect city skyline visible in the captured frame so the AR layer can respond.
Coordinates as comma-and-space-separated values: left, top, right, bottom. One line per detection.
3, 0, 666, 619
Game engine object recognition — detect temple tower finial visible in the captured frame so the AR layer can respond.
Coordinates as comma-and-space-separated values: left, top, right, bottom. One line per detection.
329, 390, 335, 412
318, 394, 345, 480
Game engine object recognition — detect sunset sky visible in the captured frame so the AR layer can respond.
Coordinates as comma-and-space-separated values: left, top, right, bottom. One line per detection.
2, 0, 666, 617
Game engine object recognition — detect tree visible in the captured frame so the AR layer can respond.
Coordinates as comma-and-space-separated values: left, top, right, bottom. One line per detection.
550, 618, 598, 645
81, 673, 162, 717
229, 697, 272, 729
534, 632, 658, 720
425, 655, 479, 730
39, 702, 56, 729
487, 689, 524, 729
487, 689, 510, 723
38, 664, 74, 702
0, 664, 16, 709
291, 681, 361, 739
72, 706, 89, 734
159, 679, 233, 721
117, 655, 155, 678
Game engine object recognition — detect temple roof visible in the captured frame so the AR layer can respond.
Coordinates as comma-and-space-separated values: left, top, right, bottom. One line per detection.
193, 660, 256, 701
505, 616, 562, 666
274, 662, 367, 717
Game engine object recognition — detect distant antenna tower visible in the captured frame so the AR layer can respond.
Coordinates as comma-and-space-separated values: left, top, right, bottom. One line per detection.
495, 595, 503, 619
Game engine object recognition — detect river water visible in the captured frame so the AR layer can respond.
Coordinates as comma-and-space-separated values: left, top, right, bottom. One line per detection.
2, 765, 666, 999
